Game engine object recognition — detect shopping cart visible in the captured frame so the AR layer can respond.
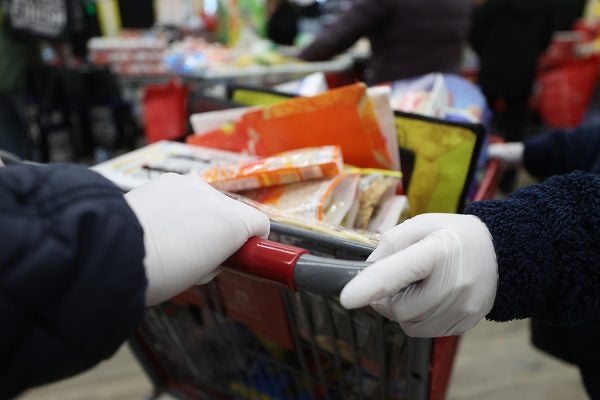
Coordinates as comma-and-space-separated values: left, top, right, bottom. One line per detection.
127, 83, 494, 400
128, 154, 499, 400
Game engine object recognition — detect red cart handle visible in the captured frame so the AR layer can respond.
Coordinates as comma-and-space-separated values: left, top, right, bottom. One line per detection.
223, 237, 309, 291
223, 238, 370, 296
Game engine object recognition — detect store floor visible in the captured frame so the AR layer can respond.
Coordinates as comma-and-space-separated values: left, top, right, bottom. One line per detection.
20, 319, 588, 400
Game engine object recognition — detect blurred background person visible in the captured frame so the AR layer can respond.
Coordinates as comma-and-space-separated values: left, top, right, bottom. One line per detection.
552, 0, 587, 31
469, 0, 554, 142
266, 0, 321, 46
298, 0, 472, 84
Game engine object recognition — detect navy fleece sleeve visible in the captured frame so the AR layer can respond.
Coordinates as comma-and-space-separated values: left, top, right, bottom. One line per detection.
524, 125, 600, 177
0, 164, 146, 398
465, 171, 600, 325
299, 0, 390, 61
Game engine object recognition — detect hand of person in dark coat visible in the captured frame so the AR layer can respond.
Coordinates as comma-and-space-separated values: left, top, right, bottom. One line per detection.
125, 172, 270, 306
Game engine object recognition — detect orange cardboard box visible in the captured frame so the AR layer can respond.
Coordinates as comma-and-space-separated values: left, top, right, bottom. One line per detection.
187, 83, 394, 169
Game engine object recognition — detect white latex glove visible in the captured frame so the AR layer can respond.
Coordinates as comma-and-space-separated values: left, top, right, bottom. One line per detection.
487, 142, 524, 167
340, 213, 498, 337
125, 173, 270, 306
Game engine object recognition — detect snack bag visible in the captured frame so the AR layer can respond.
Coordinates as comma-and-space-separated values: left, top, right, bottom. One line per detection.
229, 192, 380, 246
241, 174, 360, 224
367, 195, 410, 233
201, 146, 343, 192
353, 174, 401, 231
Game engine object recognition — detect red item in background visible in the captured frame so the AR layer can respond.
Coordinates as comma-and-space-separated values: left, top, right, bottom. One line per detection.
537, 57, 600, 128
324, 70, 359, 88
537, 32, 587, 71
143, 80, 189, 143
574, 19, 600, 40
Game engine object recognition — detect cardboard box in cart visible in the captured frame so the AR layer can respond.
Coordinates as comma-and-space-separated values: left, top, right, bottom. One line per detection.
99, 85, 489, 400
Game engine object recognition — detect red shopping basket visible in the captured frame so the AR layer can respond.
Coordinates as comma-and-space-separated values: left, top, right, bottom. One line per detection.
143, 79, 189, 143
537, 57, 600, 129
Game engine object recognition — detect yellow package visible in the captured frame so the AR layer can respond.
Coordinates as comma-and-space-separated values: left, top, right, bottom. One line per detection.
202, 146, 343, 192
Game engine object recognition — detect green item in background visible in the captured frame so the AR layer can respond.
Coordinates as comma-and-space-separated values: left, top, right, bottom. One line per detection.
216, 0, 266, 45
215, 0, 231, 44
84, 0, 97, 16
241, 0, 267, 38
0, 22, 40, 93
97, 0, 122, 37
232, 87, 289, 106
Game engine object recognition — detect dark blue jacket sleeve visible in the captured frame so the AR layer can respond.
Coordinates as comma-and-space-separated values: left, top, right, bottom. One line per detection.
523, 125, 600, 177
465, 171, 600, 325
0, 164, 147, 398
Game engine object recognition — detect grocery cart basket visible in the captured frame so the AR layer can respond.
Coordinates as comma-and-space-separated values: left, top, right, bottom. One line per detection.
128, 85, 491, 400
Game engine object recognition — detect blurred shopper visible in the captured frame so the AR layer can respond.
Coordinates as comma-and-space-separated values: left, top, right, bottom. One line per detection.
267, 0, 300, 45
298, 0, 471, 84
551, 0, 586, 32
488, 124, 600, 176
266, 0, 321, 46
0, 163, 269, 398
469, 0, 554, 142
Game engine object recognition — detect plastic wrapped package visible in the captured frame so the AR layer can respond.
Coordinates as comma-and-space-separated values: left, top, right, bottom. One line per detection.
353, 174, 401, 231
201, 146, 344, 192
240, 173, 360, 225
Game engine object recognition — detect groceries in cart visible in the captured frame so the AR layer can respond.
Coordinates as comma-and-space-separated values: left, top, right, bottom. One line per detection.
386, 72, 488, 124
91, 140, 253, 192
239, 173, 359, 224
94, 145, 407, 239
388, 73, 450, 119
187, 83, 400, 170
201, 146, 344, 192
198, 147, 406, 235
93, 83, 410, 237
